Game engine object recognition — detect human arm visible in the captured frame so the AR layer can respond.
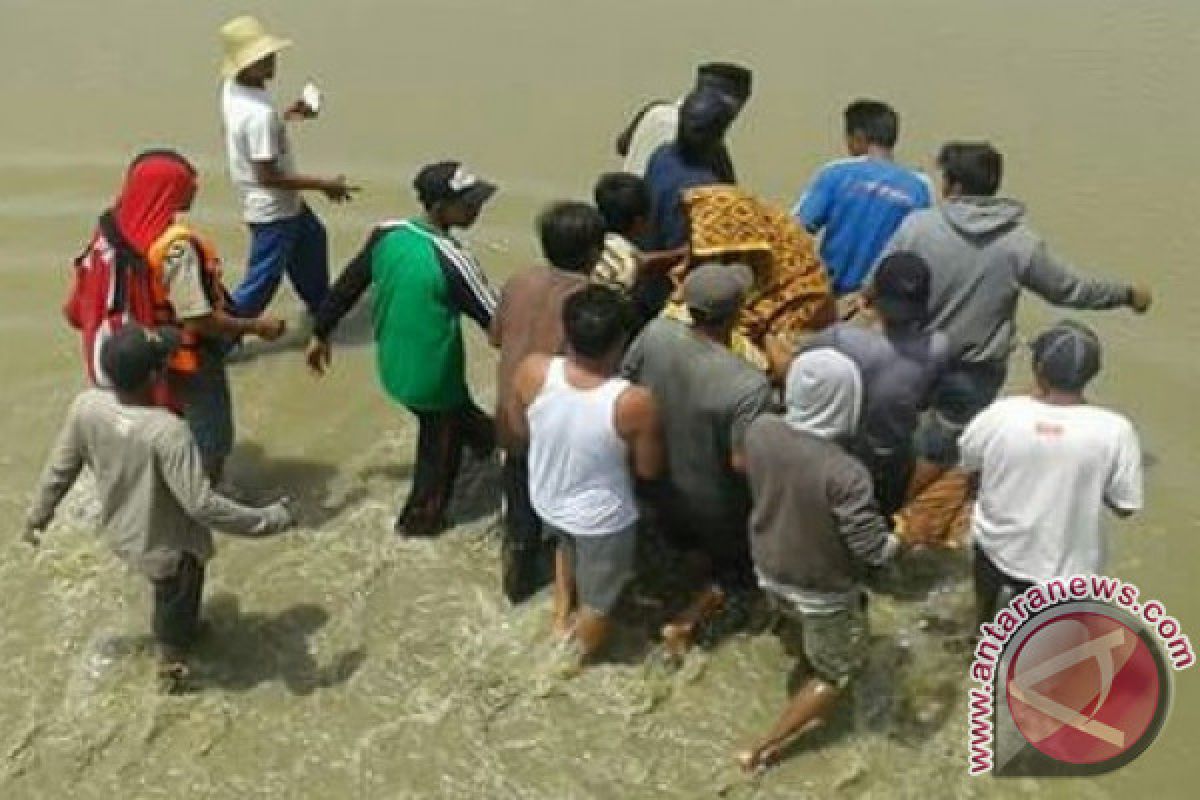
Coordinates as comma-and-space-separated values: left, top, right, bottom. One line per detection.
156, 425, 293, 536
729, 381, 774, 472
508, 354, 550, 446
1103, 419, 1144, 518
24, 398, 87, 544
240, 106, 357, 201
793, 166, 834, 233
306, 227, 382, 374
163, 240, 286, 341
437, 244, 498, 332
250, 159, 358, 202
1019, 241, 1150, 313
615, 385, 665, 481
828, 456, 901, 567
636, 246, 690, 276
487, 284, 509, 349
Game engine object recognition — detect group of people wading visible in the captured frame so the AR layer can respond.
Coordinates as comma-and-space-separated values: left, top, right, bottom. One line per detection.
25, 15, 1153, 772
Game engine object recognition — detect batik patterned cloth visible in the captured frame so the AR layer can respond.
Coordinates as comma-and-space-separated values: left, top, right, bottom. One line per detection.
681, 186, 837, 345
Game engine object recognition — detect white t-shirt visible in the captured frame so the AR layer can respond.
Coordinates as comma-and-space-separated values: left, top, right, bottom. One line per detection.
622, 100, 680, 177
959, 395, 1143, 583
220, 80, 303, 224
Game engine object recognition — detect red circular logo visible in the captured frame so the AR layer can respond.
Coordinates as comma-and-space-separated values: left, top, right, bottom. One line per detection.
1006, 611, 1162, 765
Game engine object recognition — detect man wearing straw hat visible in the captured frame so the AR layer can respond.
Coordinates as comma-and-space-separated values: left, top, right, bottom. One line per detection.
218, 15, 358, 322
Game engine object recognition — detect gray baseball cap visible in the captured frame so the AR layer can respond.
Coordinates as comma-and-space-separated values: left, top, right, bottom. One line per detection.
1030, 320, 1102, 391
684, 262, 753, 321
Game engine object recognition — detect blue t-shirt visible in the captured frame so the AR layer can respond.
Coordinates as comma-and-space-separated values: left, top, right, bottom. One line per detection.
644, 143, 724, 251
794, 157, 932, 295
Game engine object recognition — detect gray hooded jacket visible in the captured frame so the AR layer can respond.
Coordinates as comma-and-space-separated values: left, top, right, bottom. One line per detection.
883, 198, 1131, 364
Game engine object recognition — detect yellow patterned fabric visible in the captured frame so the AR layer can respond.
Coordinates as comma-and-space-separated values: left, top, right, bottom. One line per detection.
681, 185, 837, 344
894, 470, 972, 549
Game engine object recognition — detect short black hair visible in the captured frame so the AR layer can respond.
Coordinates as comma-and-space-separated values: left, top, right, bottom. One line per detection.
593, 173, 650, 235
937, 142, 1003, 196
872, 251, 931, 324
537, 201, 606, 273
562, 285, 631, 358
844, 99, 898, 148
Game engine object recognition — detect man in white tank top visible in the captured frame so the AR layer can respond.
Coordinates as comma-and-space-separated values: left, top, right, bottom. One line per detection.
511, 287, 663, 662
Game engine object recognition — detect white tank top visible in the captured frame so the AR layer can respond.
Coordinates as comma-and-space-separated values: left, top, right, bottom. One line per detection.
528, 358, 639, 536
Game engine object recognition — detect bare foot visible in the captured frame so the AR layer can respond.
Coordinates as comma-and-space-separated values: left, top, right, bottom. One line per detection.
661, 622, 695, 659
735, 744, 780, 773
552, 613, 576, 641
156, 655, 191, 693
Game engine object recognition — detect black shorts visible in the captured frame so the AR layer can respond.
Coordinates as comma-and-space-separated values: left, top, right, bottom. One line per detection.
973, 544, 1034, 629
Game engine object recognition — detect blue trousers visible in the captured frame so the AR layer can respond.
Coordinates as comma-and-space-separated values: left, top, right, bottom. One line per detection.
231, 205, 329, 316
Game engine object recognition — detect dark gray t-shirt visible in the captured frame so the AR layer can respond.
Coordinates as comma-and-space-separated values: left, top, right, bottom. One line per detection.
806, 323, 949, 454
622, 318, 773, 523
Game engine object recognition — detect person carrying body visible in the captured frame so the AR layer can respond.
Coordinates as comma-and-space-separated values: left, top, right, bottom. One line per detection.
24, 325, 294, 682
64, 150, 287, 483
960, 321, 1143, 628
737, 348, 902, 771
306, 162, 499, 537
490, 202, 606, 603
793, 100, 932, 308
766, 252, 950, 516
621, 263, 773, 656
882, 142, 1152, 541
616, 62, 751, 180
218, 15, 358, 320
510, 287, 663, 663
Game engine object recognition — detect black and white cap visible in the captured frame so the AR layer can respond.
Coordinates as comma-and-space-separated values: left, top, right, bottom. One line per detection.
413, 161, 497, 210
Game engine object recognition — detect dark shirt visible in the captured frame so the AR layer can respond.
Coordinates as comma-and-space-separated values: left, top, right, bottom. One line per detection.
744, 414, 894, 596
621, 317, 773, 529
489, 265, 588, 449
806, 322, 950, 455
644, 143, 725, 252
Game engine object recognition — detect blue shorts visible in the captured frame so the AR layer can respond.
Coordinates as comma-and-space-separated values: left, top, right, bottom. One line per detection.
178, 355, 234, 471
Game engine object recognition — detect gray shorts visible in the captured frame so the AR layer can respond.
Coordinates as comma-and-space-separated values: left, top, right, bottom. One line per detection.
178, 355, 234, 468
548, 523, 637, 615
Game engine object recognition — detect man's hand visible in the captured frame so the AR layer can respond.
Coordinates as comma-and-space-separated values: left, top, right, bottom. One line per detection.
253, 316, 288, 342
321, 176, 359, 204
306, 337, 332, 376
1128, 284, 1152, 314
22, 524, 42, 548
283, 100, 317, 121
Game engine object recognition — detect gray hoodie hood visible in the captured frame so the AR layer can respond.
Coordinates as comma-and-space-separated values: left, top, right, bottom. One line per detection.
940, 196, 1026, 238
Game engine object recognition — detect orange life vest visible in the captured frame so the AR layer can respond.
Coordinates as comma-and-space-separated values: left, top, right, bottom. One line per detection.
144, 224, 225, 375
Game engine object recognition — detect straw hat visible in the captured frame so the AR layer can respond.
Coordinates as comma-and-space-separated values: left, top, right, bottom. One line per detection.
219, 15, 292, 78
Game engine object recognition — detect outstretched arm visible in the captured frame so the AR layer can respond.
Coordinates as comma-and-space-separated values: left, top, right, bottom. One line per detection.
1020, 242, 1150, 312
156, 426, 292, 537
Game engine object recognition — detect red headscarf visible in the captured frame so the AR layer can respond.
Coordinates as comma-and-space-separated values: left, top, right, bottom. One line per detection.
113, 150, 197, 255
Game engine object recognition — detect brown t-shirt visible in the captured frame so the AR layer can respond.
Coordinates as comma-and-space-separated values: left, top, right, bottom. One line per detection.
490, 266, 588, 449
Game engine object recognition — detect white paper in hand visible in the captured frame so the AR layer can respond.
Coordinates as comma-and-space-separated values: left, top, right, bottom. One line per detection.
302, 81, 321, 116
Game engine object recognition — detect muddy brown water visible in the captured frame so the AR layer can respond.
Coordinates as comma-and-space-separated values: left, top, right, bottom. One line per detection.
1, 1, 1196, 797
